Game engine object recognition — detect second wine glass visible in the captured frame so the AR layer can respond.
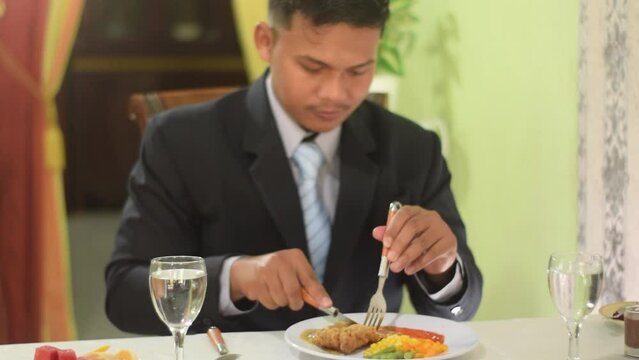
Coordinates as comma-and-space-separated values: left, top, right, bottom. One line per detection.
149, 256, 207, 360
547, 251, 603, 360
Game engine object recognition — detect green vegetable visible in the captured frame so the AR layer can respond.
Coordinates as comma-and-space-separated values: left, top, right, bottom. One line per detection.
365, 345, 396, 358
378, 352, 405, 359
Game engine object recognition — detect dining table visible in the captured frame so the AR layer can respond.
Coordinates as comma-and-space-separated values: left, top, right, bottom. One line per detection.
0, 315, 626, 360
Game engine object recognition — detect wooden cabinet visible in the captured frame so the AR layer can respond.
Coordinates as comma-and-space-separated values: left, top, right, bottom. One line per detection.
59, 0, 247, 211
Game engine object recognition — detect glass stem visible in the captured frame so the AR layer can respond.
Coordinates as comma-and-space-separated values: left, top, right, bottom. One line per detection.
566, 320, 582, 360
173, 328, 187, 360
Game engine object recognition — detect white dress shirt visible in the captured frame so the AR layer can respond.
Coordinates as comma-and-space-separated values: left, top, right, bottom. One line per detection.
218, 75, 464, 316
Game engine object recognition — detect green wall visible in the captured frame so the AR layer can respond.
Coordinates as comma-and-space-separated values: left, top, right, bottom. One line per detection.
397, 1, 580, 320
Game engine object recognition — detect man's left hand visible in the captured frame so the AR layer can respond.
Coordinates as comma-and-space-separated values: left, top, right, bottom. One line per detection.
372, 205, 457, 281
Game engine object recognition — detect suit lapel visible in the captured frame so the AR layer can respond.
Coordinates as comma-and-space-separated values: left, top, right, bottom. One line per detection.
324, 108, 379, 290
242, 75, 308, 254
241, 76, 380, 281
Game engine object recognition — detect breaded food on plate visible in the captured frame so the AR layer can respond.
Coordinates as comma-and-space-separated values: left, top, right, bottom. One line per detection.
310, 323, 384, 354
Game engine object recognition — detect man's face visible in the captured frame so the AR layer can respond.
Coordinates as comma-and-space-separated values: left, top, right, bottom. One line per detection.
255, 14, 381, 132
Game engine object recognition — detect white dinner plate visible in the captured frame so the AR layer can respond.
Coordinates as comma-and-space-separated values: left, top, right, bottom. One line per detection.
599, 301, 639, 325
284, 313, 479, 360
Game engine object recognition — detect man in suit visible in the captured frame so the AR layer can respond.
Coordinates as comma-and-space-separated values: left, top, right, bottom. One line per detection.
106, 0, 482, 334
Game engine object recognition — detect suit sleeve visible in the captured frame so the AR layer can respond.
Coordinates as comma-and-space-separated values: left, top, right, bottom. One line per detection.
104, 117, 228, 334
404, 133, 483, 321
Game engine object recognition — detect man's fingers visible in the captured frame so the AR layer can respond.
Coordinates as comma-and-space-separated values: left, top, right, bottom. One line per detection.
391, 220, 450, 271
288, 248, 331, 309
298, 266, 332, 308
260, 294, 280, 310
248, 282, 279, 310
382, 207, 410, 247
234, 248, 334, 312
418, 216, 457, 275
387, 208, 428, 262
303, 282, 332, 308
384, 208, 457, 274
380, 205, 423, 249
415, 235, 457, 275
279, 268, 304, 311
372, 226, 386, 241
390, 230, 433, 273
266, 272, 289, 308
403, 241, 444, 276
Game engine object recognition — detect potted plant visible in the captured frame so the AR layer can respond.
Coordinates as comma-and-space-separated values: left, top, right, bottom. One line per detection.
377, 0, 418, 76
370, 0, 418, 110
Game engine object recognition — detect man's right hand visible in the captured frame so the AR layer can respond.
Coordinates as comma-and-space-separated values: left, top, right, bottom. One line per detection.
229, 248, 332, 311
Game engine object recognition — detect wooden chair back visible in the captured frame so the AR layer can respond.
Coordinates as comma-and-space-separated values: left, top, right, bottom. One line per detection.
129, 86, 391, 133
128, 86, 238, 133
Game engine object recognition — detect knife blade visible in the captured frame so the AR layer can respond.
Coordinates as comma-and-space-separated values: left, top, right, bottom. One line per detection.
301, 289, 357, 325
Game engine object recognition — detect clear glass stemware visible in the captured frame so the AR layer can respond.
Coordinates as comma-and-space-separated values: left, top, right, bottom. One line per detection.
547, 251, 603, 360
149, 256, 207, 360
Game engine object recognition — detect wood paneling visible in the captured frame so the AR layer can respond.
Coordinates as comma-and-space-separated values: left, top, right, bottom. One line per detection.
59, 0, 247, 211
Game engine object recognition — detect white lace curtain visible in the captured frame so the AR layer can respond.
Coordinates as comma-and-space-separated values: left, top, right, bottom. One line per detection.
579, 0, 639, 304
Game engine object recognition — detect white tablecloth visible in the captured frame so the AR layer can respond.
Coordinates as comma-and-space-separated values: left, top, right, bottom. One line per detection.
0, 316, 626, 360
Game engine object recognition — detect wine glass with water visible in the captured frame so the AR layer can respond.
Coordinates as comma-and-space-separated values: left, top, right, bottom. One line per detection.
547, 252, 603, 360
149, 256, 207, 360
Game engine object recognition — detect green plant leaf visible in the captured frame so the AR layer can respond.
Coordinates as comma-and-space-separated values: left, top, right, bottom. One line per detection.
376, 0, 417, 76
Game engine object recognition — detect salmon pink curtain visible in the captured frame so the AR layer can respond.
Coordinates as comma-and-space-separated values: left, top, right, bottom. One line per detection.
0, 0, 84, 343
0, 0, 49, 344
0, 285, 6, 342
39, 0, 84, 342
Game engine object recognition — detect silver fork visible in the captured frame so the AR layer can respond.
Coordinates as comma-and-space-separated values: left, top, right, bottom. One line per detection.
364, 201, 402, 329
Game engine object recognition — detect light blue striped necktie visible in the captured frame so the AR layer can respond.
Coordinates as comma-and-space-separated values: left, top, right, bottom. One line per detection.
292, 139, 331, 282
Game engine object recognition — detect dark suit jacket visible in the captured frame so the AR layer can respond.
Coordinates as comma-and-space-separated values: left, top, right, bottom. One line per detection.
105, 74, 482, 334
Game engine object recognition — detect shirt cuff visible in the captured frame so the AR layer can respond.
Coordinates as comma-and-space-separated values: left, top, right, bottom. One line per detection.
415, 255, 465, 303
219, 256, 255, 316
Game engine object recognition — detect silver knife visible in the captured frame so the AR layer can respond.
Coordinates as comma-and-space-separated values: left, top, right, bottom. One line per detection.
302, 289, 357, 325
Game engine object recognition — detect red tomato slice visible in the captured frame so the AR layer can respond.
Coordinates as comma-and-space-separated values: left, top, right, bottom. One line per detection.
379, 326, 446, 343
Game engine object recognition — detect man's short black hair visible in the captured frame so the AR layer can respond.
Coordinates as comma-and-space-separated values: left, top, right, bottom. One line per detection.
269, 0, 389, 31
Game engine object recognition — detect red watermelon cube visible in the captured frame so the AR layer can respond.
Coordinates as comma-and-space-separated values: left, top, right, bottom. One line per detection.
57, 349, 77, 360
34, 346, 77, 360
34, 346, 58, 360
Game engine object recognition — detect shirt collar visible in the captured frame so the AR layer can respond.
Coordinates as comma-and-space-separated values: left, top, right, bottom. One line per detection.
266, 74, 341, 161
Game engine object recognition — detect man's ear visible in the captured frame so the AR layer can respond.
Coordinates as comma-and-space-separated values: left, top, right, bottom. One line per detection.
254, 22, 274, 62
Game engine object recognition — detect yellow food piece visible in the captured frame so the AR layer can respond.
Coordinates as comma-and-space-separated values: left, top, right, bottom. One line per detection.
81, 346, 138, 360
363, 334, 448, 358
92, 345, 111, 353
115, 350, 137, 360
